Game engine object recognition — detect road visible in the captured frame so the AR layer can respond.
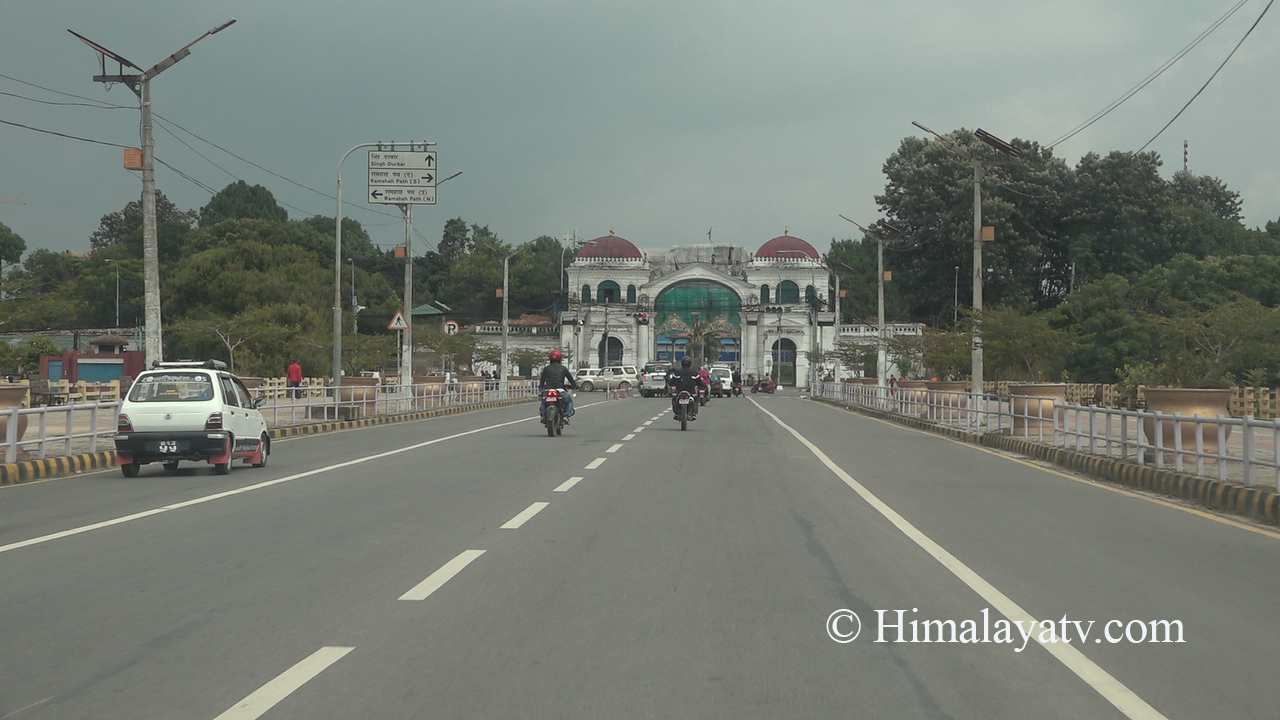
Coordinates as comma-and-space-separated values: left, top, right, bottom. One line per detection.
1, 392, 1277, 719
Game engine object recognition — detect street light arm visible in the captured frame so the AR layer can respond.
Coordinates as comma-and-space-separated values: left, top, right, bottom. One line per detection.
144, 19, 237, 80
911, 121, 976, 162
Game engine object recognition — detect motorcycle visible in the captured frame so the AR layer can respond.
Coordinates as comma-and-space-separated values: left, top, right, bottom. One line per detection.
697, 384, 710, 406
674, 390, 695, 431
541, 389, 568, 437
752, 377, 778, 394
731, 381, 743, 397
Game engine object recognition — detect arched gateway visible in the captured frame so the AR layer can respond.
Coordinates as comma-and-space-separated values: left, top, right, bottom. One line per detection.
560, 232, 837, 388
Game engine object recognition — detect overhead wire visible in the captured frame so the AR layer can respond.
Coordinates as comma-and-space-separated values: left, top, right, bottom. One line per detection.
1048, 0, 1250, 149
1138, 0, 1275, 152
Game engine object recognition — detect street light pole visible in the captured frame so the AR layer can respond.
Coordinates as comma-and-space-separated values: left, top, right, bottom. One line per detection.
911, 122, 1019, 399
484, 242, 531, 394
840, 216, 898, 388
72, 19, 236, 367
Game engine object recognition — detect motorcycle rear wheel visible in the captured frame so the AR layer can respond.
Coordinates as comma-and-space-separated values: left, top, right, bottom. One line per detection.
545, 406, 559, 437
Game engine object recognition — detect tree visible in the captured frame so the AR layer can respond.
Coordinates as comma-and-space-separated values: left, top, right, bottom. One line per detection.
0, 222, 26, 279
88, 191, 196, 262
982, 306, 1075, 381
199, 181, 288, 227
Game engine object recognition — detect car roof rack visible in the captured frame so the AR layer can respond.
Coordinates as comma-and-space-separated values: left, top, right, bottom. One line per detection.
153, 359, 229, 370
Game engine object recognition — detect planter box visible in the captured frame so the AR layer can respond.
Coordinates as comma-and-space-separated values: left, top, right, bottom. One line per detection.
1009, 383, 1066, 435
1140, 387, 1234, 456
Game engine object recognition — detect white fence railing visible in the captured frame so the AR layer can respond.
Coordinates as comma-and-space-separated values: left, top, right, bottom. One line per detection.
812, 381, 1280, 490
1, 379, 540, 464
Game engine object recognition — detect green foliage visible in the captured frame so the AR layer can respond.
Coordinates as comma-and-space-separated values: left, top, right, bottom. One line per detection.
981, 306, 1075, 381
0, 222, 26, 267
199, 181, 288, 227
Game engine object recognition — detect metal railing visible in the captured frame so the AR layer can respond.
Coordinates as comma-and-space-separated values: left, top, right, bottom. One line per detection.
0, 379, 540, 464
811, 381, 1280, 490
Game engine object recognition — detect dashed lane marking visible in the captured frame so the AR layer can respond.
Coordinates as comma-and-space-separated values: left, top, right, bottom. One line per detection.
501, 502, 550, 529
554, 477, 584, 492
213, 646, 355, 720
585, 458, 607, 470
398, 549, 486, 601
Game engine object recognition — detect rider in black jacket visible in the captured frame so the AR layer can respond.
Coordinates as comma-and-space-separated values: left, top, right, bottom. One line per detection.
667, 357, 706, 420
539, 350, 578, 422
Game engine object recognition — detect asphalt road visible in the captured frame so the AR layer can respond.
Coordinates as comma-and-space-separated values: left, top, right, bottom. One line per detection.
1, 392, 1277, 719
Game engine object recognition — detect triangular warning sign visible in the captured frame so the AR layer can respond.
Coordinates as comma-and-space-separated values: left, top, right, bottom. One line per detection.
388, 310, 409, 330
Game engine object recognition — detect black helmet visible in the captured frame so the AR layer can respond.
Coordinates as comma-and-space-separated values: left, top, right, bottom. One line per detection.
681, 357, 692, 368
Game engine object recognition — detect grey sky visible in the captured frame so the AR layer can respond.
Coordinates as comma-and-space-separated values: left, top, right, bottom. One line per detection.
2, 1, 1276, 260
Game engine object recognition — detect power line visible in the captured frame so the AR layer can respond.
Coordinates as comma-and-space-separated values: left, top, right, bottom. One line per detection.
1138, 0, 1275, 152
1048, 0, 1249, 149
0, 118, 129, 147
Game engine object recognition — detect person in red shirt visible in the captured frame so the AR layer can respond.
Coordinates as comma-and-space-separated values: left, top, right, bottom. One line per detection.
287, 360, 304, 399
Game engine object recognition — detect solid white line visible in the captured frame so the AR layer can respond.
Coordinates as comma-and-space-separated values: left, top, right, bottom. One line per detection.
213, 646, 354, 720
585, 458, 606, 470
0, 415, 539, 555
606, 443, 624, 453
554, 476, 584, 492
399, 549, 486, 601
501, 502, 550, 529
754, 401, 1169, 720
623, 434, 636, 441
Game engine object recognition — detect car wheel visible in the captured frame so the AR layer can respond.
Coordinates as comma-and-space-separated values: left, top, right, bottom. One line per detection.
251, 434, 269, 468
213, 437, 233, 475
163, 461, 180, 473
618, 381, 630, 390
581, 381, 594, 392
121, 461, 140, 478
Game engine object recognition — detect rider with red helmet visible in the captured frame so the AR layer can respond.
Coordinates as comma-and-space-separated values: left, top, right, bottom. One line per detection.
538, 349, 578, 422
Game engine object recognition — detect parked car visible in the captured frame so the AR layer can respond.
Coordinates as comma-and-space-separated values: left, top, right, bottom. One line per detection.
640, 362, 673, 397
575, 365, 639, 392
113, 360, 270, 477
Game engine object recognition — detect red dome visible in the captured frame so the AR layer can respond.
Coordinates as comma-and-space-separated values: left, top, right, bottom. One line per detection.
576, 235, 643, 260
756, 235, 819, 260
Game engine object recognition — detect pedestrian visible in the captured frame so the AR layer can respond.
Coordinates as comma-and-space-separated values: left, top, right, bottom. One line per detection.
888, 375, 897, 397
287, 359, 304, 399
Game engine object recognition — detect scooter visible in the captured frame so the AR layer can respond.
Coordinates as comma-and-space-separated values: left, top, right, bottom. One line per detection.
752, 378, 778, 394
731, 381, 743, 397
697, 384, 710, 406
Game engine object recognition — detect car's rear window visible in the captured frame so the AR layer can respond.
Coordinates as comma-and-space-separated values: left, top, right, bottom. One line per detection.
128, 372, 216, 402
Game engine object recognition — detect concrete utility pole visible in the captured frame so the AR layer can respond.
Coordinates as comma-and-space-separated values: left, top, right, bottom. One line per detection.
71, 20, 236, 368
911, 122, 1019, 400
840, 216, 902, 389
401, 204, 414, 380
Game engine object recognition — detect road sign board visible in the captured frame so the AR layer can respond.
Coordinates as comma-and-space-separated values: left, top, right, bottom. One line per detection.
369, 150, 438, 205
369, 187, 436, 205
443, 320, 459, 335
388, 310, 409, 330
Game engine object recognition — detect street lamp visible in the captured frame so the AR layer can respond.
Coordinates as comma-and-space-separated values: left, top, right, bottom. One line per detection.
911, 121, 1020, 400
104, 259, 120, 327
840, 216, 905, 389
71, 19, 236, 367
484, 241, 532, 394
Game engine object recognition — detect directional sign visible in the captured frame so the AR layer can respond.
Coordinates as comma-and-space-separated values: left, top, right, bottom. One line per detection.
388, 309, 409, 330
370, 187, 436, 205
369, 150, 438, 205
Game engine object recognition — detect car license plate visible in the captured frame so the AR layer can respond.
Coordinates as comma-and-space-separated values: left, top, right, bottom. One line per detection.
157, 440, 180, 453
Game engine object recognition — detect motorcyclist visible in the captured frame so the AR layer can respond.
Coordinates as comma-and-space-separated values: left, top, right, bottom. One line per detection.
731, 366, 742, 394
538, 350, 578, 423
668, 357, 706, 420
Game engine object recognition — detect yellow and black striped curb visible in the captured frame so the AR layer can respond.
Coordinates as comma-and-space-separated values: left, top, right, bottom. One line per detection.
0, 397, 538, 487
812, 396, 1280, 527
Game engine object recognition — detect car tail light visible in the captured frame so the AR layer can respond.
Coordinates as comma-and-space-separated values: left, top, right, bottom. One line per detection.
117, 413, 132, 432
205, 412, 223, 430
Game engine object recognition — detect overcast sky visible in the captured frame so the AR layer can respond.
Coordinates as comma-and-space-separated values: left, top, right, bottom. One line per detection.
2, 1, 1276, 260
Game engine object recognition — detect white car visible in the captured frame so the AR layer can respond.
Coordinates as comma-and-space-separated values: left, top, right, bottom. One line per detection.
575, 365, 639, 392
709, 366, 733, 397
113, 360, 270, 477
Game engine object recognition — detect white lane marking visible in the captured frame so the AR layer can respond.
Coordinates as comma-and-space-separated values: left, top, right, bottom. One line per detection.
606, 443, 624, 453
399, 549, 486, 601
634, 427, 645, 433
1, 696, 53, 719
0, 414, 539, 555
554, 476, 584, 493
754, 401, 1169, 720
623, 434, 636, 441
585, 458, 606, 470
501, 502, 550, 529
213, 646, 354, 720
